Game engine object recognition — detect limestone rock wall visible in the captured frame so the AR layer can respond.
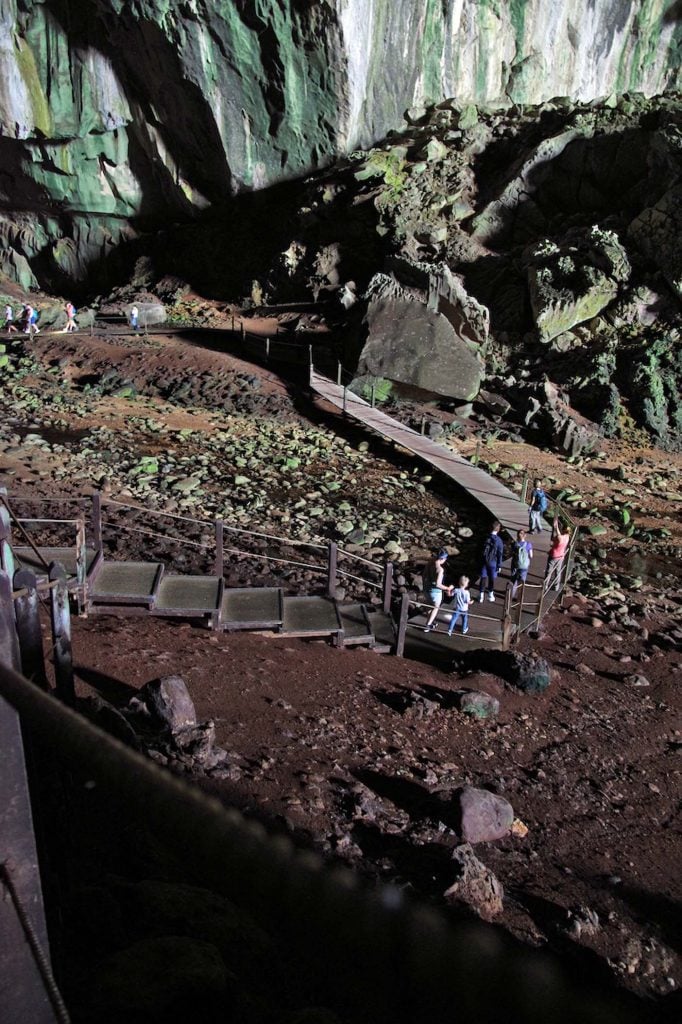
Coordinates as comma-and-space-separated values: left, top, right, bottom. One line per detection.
0, 0, 680, 288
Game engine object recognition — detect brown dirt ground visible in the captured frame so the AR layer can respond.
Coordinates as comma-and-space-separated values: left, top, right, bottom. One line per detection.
3, 322, 682, 1011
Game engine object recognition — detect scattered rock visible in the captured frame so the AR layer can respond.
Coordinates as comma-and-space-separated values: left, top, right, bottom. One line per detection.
456, 786, 514, 844
458, 690, 500, 720
141, 676, 197, 734
443, 843, 504, 920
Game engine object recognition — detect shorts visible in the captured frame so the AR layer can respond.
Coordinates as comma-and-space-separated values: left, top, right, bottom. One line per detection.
428, 587, 443, 607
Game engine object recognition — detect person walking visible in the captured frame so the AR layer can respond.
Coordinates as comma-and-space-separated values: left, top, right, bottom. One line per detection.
423, 549, 453, 632
25, 304, 40, 336
64, 301, 77, 332
478, 521, 504, 602
510, 528, 533, 597
447, 576, 472, 636
4, 303, 17, 333
528, 478, 549, 533
545, 520, 570, 591
130, 305, 139, 332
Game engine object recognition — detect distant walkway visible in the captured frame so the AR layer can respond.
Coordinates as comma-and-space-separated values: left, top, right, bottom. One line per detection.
309, 369, 551, 558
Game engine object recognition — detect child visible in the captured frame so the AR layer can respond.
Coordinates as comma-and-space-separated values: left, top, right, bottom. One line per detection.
447, 576, 472, 636
423, 549, 453, 632
510, 528, 533, 596
4, 304, 17, 333
528, 478, 548, 533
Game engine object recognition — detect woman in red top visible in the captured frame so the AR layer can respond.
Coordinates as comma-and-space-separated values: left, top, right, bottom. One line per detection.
545, 521, 570, 591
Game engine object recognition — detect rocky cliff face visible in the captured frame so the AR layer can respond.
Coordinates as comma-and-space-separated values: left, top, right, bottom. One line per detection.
0, 0, 680, 289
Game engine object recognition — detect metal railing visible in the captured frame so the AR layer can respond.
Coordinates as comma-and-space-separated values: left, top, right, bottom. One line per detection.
0, 656, 640, 1024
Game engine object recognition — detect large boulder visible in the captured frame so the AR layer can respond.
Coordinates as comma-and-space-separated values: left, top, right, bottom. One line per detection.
629, 186, 682, 301
141, 676, 197, 734
526, 228, 630, 343
357, 296, 484, 402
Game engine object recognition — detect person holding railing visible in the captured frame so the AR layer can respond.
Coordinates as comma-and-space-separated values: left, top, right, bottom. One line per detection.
423, 549, 453, 631
545, 520, 570, 591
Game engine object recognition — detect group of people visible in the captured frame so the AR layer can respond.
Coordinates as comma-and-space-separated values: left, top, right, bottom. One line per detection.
4, 300, 80, 335
4, 302, 41, 335
422, 481, 571, 636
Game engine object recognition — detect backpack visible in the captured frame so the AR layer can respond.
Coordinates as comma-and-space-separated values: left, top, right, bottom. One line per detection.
515, 542, 530, 571
482, 535, 498, 564
538, 492, 549, 513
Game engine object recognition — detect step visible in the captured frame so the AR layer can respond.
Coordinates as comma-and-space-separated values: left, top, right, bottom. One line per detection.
220, 587, 283, 631
364, 609, 396, 652
336, 603, 374, 645
281, 595, 342, 637
152, 575, 222, 617
89, 561, 164, 605
14, 545, 97, 581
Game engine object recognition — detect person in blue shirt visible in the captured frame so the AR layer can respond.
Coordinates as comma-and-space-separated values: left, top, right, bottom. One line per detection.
447, 575, 472, 636
528, 478, 549, 533
510, 528, 533, 596
478, 521, 504, 602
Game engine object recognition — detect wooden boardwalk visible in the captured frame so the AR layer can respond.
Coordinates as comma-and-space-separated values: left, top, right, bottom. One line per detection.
309, 369, 551, 558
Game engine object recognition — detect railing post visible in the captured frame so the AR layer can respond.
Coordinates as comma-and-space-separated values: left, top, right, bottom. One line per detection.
516, 577, 527, 638
265, 337, 270, 361
343, 385, 348, 416
521, 473, 528, 504
382, 561, 394, 615
215, 520, 224, 578
92, 491, 102, 554
75, 517, 87, 615
420, 417, 425, 435
473, 440, 481, 466
337, 361, 342, 386
49, 562, 74, 705
327, 542, 338, 598
371, 384, 376, 408
0, 569, 21, 671
394, 592, 410, 658
501, 584, 512, 649
13, 569, 47, 689
241, 321, 246, 343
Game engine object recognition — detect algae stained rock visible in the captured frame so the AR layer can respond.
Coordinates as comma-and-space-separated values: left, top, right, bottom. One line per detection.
357, 297, 484, 402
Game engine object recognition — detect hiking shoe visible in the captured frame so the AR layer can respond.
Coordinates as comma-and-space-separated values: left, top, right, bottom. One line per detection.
462, 627, 469, 634
423, 625, 433, 633
447, 630, 453, 637
479, 592, 485, 602
488, 592, 495, 602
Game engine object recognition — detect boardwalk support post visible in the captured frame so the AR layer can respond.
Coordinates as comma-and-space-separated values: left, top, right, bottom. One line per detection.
394, 593, 410, 658
337, 361, 342, 385
13, 569, 47, 689
241, 321, 246, 343
49, 562, 74, 705
75, 517, 87, 615
382, 561, 393, 615
92, 492, 102, 555
265, 337, 270, 361
215, 520, 224, 579
342, 385, 348, 416
501, 584, 513, 650
327, 543, 337, 598
371, 384, 376, 409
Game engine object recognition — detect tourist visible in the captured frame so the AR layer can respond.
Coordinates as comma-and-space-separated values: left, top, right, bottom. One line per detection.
25, 304, 40, 336
423, 549, 453, 631
528, 478, 549, 533
64, 301, 77, 332
447, 575, 472, 636
130, 305, 139, 331
510, 528, 533, 596
545, 520, 570, 591
4, 303, 17, 333
478, 520, 504, 602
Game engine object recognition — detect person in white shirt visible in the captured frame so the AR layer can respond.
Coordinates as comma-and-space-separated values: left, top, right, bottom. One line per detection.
4, 304, 17, 333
